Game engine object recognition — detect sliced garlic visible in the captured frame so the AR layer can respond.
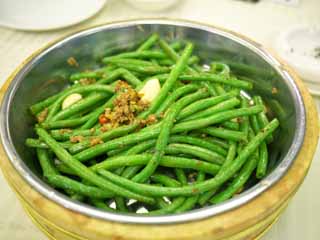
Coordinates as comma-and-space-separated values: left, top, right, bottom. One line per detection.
139, 78, 161, 102
62, 93, 82, 110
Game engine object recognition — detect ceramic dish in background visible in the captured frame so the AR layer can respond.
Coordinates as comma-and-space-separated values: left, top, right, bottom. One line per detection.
0, 0, 107, 31
274, 25, 320, 96
125, 0, 180, 11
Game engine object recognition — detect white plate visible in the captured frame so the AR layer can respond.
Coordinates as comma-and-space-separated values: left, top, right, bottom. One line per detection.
0, 0, 107, 31
274, 25, 320, 96
125, 0, 179, 11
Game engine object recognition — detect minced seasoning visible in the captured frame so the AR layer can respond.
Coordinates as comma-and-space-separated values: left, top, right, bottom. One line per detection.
90, 137, 104, 146
37, 108, 48, 123
70, 135, 84, 143
67, 57, 79, 67
99, 81, 149, 128
79, 78, 96, 85
59, 128, 72, 134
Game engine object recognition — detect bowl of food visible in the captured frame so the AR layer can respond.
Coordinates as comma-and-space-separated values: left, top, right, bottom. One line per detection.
0, 19, 318, 240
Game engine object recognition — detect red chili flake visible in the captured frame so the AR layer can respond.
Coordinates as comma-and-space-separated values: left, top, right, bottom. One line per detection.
99, 115, 109, 125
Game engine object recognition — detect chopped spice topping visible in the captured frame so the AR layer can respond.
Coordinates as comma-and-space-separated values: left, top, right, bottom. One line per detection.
100, 123, 112, 132
79, 78, 96, 85
70, 135, 84, 143
37, 108, 48, 123
98, 81, 149, 128
139, 114, 158, 127
67, 57, 79, 67
59, 128, 72, 134
90, 137, 103, 146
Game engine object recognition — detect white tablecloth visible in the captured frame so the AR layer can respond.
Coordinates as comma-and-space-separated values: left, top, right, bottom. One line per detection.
0, 0, 319, 239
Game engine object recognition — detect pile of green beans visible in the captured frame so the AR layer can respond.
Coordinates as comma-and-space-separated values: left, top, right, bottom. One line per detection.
26, 33, 279, 215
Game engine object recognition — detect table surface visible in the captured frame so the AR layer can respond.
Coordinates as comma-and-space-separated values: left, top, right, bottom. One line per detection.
0, 0, 319, 239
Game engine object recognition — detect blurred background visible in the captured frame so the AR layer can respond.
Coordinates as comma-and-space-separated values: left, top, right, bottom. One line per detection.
0, 0, 319, 239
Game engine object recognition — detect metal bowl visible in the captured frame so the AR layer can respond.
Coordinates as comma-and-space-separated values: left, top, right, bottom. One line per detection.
0, 19, 305, 224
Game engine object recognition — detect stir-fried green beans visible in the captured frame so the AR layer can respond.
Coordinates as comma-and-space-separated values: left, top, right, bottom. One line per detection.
26, 33, 280, 215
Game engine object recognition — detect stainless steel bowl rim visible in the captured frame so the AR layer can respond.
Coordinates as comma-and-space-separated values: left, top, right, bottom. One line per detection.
0, 19, 306, 224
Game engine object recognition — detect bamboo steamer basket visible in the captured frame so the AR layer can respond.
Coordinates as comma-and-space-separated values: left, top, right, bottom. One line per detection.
0, 19, 318, 240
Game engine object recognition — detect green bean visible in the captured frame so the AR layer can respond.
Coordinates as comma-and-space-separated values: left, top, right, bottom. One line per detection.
198, 141, 237, 206
97, 68, 143, 87
47, 175, 113, 199
221, 121, 240, 130
50, 92, 110, 121
239, 98, 250, 138
132, 89, 206, 183
178, 74, 252, 90
141, 42, 194, 117
27, 138, 50, 149
36, 128, 155, 204
97, 119, 279, 197
254, 96, 273, 143
250, 106, 269, 179
174, 105, 263, 133
104, 58, 156, 67
50, 128, 99, 141
169, 135, 227, 157
70, 72, 102, 81
56, 163, 76, 175
45, 84, 114, 122
213, 84, 226, 95
210, 62, 230, 77
69, 124, 138, 154
69, 193, 85, 202
103, 51, 167, 62
200, 127, 247, 142
175, 172, 206, 213
165, 143, 225, 165
74, 106, 263, 162
90, 199, 117, 212
96, 68, 123, 84
151, 174, 181, 187
178, 90, 239, 120
137, 33, 159, 52
111, 63, 170, 75
120, 68, 143, 86
182, 98, 241, 121
200, 82, 217, 96
107, 145, 133, 157
90, 154, 220, 175
175, 169, 188, 185
30, 94, 61, 115
256, 141, 268, 179
146, 174, 184, 215
40, 113, 93, 129
115, 197, 127, 212
155, 84, 198, 115
203, 136, 230, 150
121, 140, 157, 179
26, 138, 72, 149
37, 148, 58, 177
210, 155, 257, 204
